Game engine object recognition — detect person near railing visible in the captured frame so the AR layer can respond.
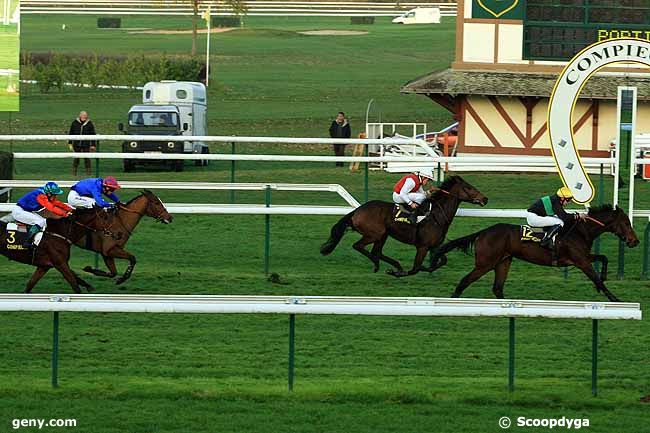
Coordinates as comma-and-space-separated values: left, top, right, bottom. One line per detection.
329, 111, 351, 167
68, 111, 97, 177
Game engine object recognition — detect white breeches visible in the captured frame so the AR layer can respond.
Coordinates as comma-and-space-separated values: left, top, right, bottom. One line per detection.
526, 212, 563, 228
393, 192, 427, 205
11, 206, 46, 245
11, 206, 46, 227
68, 190, 96, 208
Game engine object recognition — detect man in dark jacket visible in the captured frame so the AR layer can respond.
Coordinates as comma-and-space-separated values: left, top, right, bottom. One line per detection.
68, 111, 97, 176
329, 112, 351, 167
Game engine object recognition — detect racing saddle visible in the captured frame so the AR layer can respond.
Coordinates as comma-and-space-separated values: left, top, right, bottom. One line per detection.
393, 203, 430, 225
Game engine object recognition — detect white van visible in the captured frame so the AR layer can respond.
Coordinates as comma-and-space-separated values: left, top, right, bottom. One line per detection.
392, 7, 441, 25
119, 81, 209, 172
142, 80, 208, 154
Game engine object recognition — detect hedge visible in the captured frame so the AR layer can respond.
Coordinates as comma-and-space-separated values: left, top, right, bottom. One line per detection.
211, 16, 241, 28
97, 18, 121, 28
351, 16, 375, 24
0, 152, 13, 202
21, 53, 204, 92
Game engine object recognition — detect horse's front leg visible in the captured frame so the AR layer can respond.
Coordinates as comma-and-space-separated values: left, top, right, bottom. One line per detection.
574, 259, 620, 302
108, 246, 137, 285
388, 246, 428, 277
589, 254, 608, 281
83, 255, 118, 278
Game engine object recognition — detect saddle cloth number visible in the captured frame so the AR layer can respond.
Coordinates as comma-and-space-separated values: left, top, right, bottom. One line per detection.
521, 225, 542, 243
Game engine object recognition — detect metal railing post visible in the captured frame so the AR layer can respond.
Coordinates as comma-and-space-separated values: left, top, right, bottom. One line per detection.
264, 185, 271, 275
508, 317, 515, 392
617, 240, 625, 280
641, 221, 650, 280
288, 314, 295, 391
52, 312, 60, 388
592, 319, 598, 397
230, 142, 236, 204
364, 143, 369, 203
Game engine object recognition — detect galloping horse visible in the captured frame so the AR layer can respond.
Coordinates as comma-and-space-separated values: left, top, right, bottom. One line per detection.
78, 190, 173, 284
0, 208, 112, 293
430, 205, 639, 301
320, 176, 488, 276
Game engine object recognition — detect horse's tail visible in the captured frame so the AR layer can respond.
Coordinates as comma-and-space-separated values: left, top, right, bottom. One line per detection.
435, 229, 486, 257
320, 211, 355, 256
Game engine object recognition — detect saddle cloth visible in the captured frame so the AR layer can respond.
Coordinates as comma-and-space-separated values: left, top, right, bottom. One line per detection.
3, 222, 30, 251
520, 225, 546, 243
393, 205, 426, 225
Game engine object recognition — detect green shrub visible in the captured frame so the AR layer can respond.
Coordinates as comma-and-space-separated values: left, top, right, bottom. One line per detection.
351, 16, 375, 25
211, 16, 241, 28
0, 152, 13, 202
21, 53, 204, 92
97, 18, 121, 29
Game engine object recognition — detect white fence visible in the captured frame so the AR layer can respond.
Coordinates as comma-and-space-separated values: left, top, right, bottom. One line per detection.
0, 293, 640, 394
22, 0, 458, 17
0, 134, 620, 217
0, 293, 641, 319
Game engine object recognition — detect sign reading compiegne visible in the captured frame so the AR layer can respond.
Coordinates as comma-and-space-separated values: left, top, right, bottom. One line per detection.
548, 38, 650, 204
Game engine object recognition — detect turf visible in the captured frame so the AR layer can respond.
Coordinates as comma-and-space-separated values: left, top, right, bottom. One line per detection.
0, 14, 647, 433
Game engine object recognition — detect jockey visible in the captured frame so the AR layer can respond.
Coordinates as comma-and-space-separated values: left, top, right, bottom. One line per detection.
68, 176, 121, 209
12, 182, 73, 247
392, 168, 435, 209
526, 187, 583, 247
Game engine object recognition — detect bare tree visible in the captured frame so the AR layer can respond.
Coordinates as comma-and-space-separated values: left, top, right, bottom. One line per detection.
189, 0, 247, 56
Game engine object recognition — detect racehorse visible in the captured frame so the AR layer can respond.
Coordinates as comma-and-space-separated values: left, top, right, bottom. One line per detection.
320, 176, 488, 276
0, 208, 112, 293
77, 190, 173, 284
430, 205, 639, 302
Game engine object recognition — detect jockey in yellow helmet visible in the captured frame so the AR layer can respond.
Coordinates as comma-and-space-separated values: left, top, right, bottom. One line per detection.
526, 187, 584, 247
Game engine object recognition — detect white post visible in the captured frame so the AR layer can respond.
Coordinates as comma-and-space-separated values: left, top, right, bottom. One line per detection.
205, 11, 211, 87
3, 0, 8, 26
624, 87, 638, 226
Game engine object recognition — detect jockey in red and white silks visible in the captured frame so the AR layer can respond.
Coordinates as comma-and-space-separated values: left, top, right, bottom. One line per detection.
392, 169, 435, 209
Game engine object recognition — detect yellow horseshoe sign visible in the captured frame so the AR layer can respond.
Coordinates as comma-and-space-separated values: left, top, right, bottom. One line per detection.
548, 38, 650, 204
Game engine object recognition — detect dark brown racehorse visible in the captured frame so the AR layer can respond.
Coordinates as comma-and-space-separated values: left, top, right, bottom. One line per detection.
320, 176, 488, 276
78, 190, 173, 284
430, 205, 639, 301
0, 208, 112, 293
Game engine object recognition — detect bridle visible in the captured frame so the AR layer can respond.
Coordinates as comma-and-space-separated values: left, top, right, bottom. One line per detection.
426, 184, 482, 227
111, 194, 169, 236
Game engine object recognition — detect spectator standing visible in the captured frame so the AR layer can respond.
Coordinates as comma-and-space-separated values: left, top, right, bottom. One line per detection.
68, 111, 97, 176
329, 111, 351, 167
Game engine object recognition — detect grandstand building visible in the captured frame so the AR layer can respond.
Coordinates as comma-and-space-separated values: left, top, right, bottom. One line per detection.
401, 0, 650, 158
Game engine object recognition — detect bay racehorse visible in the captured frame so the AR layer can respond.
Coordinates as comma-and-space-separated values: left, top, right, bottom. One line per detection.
78, 190, 173, 284
430, 205, 639, 301
0, 208, 112, 293
320, 176, 488, 276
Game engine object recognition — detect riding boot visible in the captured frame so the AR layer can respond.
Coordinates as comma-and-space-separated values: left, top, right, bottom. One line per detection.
408, 211, 418, 225
540, 224, 561, 248
22, 225, 42, 248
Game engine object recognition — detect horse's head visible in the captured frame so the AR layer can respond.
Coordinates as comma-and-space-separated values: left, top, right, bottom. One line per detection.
439, 176, 488, 206
140, 190, 173, 224
588, 205, 639, 247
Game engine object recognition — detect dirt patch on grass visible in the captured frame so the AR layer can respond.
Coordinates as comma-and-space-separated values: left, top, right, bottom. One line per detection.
299, 30, 368, 36
128, 28, 235, 35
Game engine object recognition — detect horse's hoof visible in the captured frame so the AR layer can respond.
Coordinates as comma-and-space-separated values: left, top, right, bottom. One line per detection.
115, 278, 126, 285
83, 266, 94, 273
86, 286, 95, 292
385, 269, 396, 276
373, 267, 379, 273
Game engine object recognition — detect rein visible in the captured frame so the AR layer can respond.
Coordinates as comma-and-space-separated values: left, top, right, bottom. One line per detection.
585, 215, 605, 227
